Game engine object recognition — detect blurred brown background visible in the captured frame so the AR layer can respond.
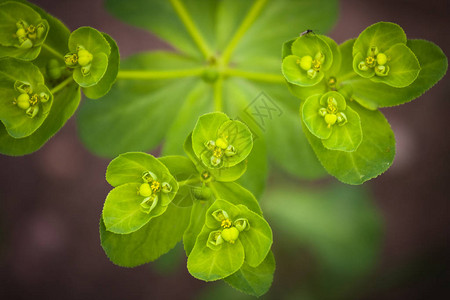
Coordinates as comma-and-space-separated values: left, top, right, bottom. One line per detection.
0, 0, 449, 299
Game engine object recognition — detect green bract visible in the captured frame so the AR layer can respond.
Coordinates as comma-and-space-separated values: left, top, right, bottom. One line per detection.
192, 112, 253, 169
282, 21, 447, 184
282, 34, 333, 86
0, 58, 52, 138
0, 1, 49, 60
352, 22, 420, 87
98, 112, 273, 296
65, 27, 111, 88
187, 199, 272, 281
302, 91, 362, 152
103, 152, 179, 234
82, 33, 120, 99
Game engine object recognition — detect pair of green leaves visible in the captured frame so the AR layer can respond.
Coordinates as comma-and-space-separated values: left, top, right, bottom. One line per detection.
100, 112, 274, 297
65, 27, 120, 99
0, 0, 120, 156
102, 152, 179, 234
282, 22, 447, 184
0, 1, 49, 60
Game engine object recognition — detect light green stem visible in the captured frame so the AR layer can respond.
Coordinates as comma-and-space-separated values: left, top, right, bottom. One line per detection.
50, 76, 74, 95
178, 177, 201, 186
213, 77, 224, 111
117, 68, 205, 80
224, 68, 285, 83
337, 72, 359, 83
42, 43, 63, 59
208, 183, 220, 199
169, 0, 213, 59
220, 0, 268, 64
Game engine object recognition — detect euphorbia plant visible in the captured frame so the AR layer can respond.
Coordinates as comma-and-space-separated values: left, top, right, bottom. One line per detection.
0, 0, 447, 298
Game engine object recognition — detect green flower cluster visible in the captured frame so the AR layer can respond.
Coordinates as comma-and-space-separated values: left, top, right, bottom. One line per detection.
282, 22, 447, 184
0, 0, 119, 156
100, 112, 274, 297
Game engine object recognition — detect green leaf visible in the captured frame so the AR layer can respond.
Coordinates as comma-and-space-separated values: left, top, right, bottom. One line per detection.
102, 182, 168, 234
192, 112, 253, 169
210, 181, 262, 215
0, 58, 52, 138
302, 101, 395, 184
183, 199, 213, 256
224, 251, 275, 297
235, 204, 272, 267
187, 224, 245, 281
68, 26, 110, 56
341, 39, 447, 108
100, 202, 191, 267
0, 1, 49, 60
68, 27, 111, 87
265, 102, 326, 179
0, 79, 80, 155
371, 43, 420, 87
72, 52, 108, 88
158, 155, 198, 207
302, 94, 332, 139
82, 33, 120, 99
106, 152, 176, 187
322, 106, 362, 152
77, 51, 202, 157
262, 182, 381, 293
352, 22, 406, 57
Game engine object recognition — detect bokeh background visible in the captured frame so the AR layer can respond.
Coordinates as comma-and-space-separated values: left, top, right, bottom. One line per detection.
0, 0, 449, 299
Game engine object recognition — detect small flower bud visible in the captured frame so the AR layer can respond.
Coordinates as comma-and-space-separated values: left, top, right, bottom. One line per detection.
299, 55, 312, 71
336, 112, 348, 125
142, 171, 157, 183
376, 53, 387, 65
318, 107, 327, 117
16, 20, 28, 29
315, 52, 325, 63
367, 46, 379, 57
161, 182, 172, 193
81, 64, 91, 76
207, 230, 223, 250
221, 227, 240, 244
307, 69, 317, 79
39, 92, 49, 103
358, 61, 368, 71
64, 53, 78, 67
77, 49, 93, 67
224, 145, 236, 157
16, 93, 30, 110
16, 28, 26, 38
375, 65, 389, 76
139, 183, 152, 197
212, 209, 229, 222
205, 140, 215, 150
210, 155, 221, 167
19, 39, 33, 49
14, 81, 32, 94
26, 105, 39, 118
234, 218, 250, 232
215, 137, 228, 149
140, 194, 158, 214
324, 113, 337, 127
36, 24, 46, 39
